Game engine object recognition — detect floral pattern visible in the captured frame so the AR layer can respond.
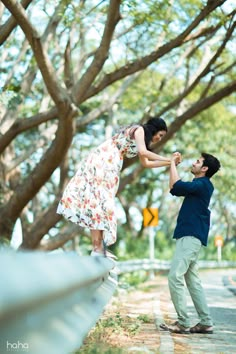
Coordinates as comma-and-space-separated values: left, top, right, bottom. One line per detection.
57, 126, 139, 246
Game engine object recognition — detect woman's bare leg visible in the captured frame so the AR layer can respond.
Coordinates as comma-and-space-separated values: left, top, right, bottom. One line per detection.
90, 229, 117, 260
91, 229, 104, 253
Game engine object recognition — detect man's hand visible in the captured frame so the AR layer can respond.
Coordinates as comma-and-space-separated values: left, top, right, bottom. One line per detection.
172, 152, 182, 165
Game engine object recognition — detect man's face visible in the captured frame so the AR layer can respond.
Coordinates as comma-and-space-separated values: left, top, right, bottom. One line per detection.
191, 157, 205, 176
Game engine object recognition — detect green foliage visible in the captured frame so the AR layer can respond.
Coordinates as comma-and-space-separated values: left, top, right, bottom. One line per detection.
119, 271, 149, 287
137, 314, 152, 323
0, 238, 11, 249
223, 240, 236, 261
101, 312, 141, 335
78, 341, 123, 354
155, 230, 174, 259
121, 236, 149, 259
100, 313, 123, 331
0, 89, 22, 110
200, 236, 236, 261
78, 310, 141, 353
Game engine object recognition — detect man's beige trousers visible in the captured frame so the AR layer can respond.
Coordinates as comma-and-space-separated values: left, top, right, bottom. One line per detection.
168, 236, 213, 327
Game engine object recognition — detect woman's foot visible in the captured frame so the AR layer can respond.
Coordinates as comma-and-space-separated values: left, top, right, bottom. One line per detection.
90, 249, 117, 260
90, 250, 105, 257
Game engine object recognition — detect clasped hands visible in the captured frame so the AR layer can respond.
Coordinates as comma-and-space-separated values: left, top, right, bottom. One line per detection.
172, 152, 182, 165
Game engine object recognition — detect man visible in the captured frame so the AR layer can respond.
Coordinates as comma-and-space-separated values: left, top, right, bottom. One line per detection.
167, 152, 221, 334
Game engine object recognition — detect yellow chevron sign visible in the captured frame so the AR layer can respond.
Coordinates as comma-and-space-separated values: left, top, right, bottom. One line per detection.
143, 208, 158, 227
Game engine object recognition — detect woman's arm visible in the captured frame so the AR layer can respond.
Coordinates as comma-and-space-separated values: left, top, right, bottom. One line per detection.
140, 159, 171, 168
141, 152, 181, 168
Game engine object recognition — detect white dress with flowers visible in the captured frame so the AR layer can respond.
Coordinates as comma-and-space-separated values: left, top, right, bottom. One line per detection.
57, 126, 139, 246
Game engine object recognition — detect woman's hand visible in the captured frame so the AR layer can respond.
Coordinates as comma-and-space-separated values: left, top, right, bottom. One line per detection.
172, 152, 182, 165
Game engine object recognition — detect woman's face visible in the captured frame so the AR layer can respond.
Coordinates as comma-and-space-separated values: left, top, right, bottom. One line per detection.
151, 130, 167, 143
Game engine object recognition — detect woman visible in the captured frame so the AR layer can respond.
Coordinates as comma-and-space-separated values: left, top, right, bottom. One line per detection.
57, 117, 172, 258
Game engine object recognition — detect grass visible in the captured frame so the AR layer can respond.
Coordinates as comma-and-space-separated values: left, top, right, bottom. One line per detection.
75, 273, 155, 353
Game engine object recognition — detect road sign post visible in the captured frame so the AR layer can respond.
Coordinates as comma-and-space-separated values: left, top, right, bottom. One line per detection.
214, 235, 223, 262
149, 228, 156, 280
143, 208, 158, 279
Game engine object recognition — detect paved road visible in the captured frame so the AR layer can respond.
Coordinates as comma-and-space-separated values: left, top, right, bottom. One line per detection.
155, 268, 236, 354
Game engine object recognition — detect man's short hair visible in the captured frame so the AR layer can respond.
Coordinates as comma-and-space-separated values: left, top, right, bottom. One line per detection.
201, 152, 221, 178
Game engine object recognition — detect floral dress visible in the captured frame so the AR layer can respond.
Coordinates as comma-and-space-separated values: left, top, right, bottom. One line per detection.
57, 126, 139, 246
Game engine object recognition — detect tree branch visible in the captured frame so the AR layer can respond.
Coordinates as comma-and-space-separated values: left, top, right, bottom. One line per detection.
72, 0, 122, 102
156, 80, 236, 148
156, 19, 236, 117
82, 0, 227, 101
64, 39, 74, 89
0, 0, 33, 45
0, 107, 58, 154
20, 197, 61, 249
37, 225, 83, 251
1, 0, 70, 108
77, 73, 140, 126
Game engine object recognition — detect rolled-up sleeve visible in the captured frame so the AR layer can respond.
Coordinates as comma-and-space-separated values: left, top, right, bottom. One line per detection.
170, 179, 203, 197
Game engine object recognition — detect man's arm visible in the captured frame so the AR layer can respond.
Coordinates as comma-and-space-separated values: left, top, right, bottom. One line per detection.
169, 154, 181, 190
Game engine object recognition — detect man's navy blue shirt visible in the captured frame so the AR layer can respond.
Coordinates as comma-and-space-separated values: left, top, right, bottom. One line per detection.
170, 177, 214, 246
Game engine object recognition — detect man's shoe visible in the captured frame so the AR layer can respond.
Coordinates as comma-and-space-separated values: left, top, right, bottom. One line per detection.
168, 321, 190, 334
190, 323, 213, 334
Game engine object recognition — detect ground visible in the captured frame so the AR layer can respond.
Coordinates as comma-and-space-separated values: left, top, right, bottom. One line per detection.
77, 269, 236, 354
78, 273, 170, 353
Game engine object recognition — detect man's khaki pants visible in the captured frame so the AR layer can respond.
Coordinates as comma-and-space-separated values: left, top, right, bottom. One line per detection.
168, 236, 213, 328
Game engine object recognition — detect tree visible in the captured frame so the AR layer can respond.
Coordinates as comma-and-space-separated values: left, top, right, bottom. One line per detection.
0, 0, 235, 250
